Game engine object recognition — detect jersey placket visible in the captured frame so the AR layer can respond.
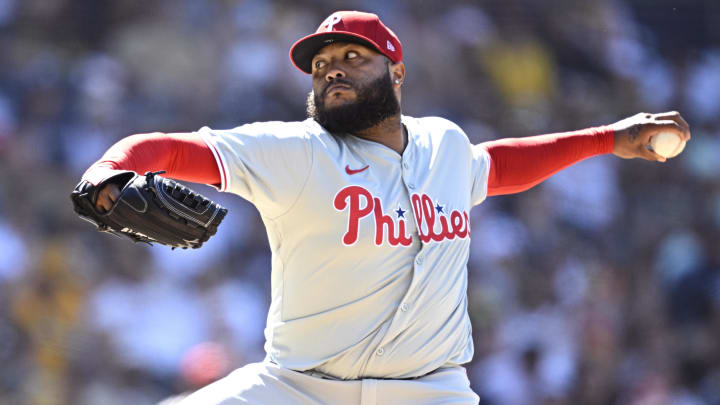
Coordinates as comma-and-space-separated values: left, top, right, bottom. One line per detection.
365, 123, 427, 370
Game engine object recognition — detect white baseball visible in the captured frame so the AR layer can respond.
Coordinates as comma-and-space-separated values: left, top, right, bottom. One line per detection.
650, 131, 686, 158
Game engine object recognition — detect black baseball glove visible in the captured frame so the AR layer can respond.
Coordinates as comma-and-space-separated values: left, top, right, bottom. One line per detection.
70, 170, 227, 249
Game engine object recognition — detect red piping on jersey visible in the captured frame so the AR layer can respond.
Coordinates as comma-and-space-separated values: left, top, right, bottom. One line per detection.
204, 137, 228, 191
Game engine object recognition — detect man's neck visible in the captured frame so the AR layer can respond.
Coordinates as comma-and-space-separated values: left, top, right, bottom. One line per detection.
352, 114, 406, 155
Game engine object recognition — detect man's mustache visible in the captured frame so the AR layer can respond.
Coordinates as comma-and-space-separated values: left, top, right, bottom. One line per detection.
323, 78, 354, 96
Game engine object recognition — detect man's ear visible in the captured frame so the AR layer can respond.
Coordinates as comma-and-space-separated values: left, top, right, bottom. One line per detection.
389, 61, 405, 86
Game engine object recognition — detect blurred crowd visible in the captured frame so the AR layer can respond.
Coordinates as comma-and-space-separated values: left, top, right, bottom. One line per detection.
2, 0, 720, 404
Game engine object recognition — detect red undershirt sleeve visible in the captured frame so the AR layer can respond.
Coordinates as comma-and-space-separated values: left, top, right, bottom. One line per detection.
480, 126, 615, 196
82, 132, 221, 188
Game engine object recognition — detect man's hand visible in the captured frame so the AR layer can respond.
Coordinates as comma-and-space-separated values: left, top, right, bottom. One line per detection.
96, 183, 121, 213
609, 111, 691, 162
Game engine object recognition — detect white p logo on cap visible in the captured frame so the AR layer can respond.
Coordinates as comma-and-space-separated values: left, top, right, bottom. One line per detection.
323, 14, 342, 31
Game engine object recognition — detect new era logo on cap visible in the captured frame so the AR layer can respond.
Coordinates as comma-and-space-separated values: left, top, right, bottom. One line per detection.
289, 11, 403, 74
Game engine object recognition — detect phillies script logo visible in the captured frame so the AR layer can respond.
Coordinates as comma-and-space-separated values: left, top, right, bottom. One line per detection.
333, 186, 470, 246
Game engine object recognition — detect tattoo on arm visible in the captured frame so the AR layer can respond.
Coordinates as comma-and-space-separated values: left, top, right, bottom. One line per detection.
629, 125, 641, 142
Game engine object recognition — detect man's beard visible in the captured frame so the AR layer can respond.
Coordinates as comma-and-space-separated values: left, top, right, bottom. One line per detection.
306, 72, 400, 135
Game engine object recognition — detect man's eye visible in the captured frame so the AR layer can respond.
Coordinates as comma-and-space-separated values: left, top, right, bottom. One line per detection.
314, 60, 326, 69
346, 51, 358, 59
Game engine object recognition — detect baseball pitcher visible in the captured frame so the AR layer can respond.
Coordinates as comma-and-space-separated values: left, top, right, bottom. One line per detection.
75, 11, 691, 405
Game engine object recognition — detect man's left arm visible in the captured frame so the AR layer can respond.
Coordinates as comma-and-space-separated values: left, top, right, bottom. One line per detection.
479, 111, 691, 197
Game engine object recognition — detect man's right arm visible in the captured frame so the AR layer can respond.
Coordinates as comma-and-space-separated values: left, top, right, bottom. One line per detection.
84, 132, 220, 212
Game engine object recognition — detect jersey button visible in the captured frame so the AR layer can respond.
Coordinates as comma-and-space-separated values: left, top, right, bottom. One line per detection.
403, 162, 409, 169
408, 183, 415, 190
416, 256, 423, 265
376, 347, 384, 356
400, 303, 409, 312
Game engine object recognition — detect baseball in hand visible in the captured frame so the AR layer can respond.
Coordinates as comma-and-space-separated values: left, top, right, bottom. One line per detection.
650, 131, 686, 158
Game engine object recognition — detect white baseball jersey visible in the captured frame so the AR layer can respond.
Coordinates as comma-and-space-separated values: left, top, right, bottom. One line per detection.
199, 115, 491, 380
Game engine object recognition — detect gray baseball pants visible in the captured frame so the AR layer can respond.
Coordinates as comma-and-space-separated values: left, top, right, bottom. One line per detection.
179, 361, 479, 404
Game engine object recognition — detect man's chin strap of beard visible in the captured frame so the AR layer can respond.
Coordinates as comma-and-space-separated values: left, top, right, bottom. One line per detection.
307, 71, 400, 135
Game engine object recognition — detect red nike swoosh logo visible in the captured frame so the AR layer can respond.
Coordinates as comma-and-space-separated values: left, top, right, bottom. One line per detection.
345, 164, 369, 175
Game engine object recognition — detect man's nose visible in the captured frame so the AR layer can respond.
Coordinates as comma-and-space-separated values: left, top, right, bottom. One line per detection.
325, 65, 346, 82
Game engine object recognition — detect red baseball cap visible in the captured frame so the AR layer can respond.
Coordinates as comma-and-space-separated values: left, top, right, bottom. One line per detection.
290, 11, 403, 74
